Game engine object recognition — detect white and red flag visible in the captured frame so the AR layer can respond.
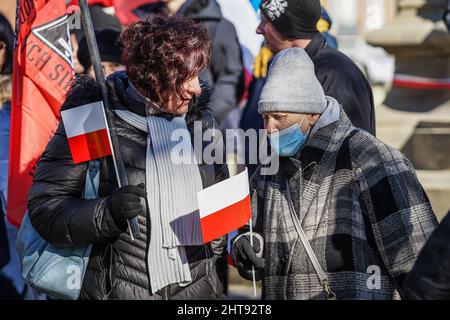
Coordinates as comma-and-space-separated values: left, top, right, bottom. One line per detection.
60, 101, 113, 164
197, 168, 251, 244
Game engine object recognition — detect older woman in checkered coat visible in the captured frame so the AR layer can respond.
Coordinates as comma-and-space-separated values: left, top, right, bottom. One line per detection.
231, 48, 437, 300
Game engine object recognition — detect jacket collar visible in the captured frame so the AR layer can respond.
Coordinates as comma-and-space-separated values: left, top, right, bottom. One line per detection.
108, 71, 147, 117
301, 106, 353, 162
310, 96, 341, 137
280, 108, 354, 222
280, 106, 353, 184
304, 33, 327, 59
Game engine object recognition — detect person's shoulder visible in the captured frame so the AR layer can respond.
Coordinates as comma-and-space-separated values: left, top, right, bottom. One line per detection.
219, 17, 237, 30
215, 16, 239, 40
60, 74, 102, 112
317, 43, 353, 64
348, 128, 410, 171
314, 44, 364, 77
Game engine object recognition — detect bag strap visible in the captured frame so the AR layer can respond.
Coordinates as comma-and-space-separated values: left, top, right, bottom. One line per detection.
82, 160, 100, 200
285, 179, 336, 299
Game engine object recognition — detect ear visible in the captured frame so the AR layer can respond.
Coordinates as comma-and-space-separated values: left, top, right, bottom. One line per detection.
308, 114, 321, 126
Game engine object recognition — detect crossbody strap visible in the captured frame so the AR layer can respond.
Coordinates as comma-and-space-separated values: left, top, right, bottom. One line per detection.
83, 160, 100, 200
285, 179, 336, 299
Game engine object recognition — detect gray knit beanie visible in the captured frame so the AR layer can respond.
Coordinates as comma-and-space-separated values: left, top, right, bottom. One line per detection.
258, 47, 327, 114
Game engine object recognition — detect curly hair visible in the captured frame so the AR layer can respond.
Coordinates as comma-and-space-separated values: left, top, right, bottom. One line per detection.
121, 15, 211, 106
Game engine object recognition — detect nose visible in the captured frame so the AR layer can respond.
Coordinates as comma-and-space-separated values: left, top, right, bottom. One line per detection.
188, 77, 202, 97
256, 21, 264, 35
265, 119, 278, 134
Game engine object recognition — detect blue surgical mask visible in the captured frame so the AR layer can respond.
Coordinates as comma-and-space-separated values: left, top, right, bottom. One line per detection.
269, 119, 309, 157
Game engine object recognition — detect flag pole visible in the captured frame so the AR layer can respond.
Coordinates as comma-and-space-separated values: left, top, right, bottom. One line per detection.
78, 0, 139, 240
249, 218, 257, 297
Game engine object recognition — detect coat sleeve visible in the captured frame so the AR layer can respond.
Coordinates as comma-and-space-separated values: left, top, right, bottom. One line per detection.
27, 77, 122, 247
315, 56, 376, 135
357, 150, 438, 294
27, 122, 122, 247
209, 20, 245, 124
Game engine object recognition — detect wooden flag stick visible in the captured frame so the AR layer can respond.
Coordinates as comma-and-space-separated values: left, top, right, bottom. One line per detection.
249, 217, 257, 297
79, 0, 139, 240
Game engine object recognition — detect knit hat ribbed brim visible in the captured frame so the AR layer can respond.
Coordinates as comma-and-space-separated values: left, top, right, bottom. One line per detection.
258, 47, 327, 114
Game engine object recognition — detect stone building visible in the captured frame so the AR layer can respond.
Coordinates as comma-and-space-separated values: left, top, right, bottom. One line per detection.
324, 0, 397, 36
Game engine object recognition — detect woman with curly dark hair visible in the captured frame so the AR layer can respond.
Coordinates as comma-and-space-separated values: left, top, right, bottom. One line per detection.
28, 15, 229, 300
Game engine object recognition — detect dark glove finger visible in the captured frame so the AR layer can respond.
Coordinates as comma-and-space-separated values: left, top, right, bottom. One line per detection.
242, 242, 265, 269
236, 261, 255, 281
122, 208, 142, 220
121, 185, 147, 198
232, 238, 251, 265
122, 202, 143, 211
244, 235, 261, 254
137, 183, 146, 190
121, 193, 143, 204
236, 261, 265, 281
232, 235, 261, 264
244, 253, 265, 270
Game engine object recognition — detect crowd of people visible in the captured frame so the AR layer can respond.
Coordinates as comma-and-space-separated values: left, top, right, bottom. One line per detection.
1, 0, 449, 300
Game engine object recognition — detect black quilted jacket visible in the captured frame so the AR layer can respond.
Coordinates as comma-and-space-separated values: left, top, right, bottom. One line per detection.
28, 72, 229, 300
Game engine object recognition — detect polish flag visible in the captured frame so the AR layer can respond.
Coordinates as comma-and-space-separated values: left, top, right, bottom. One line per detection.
198, 169, 252, 244
61, 101, 113, 164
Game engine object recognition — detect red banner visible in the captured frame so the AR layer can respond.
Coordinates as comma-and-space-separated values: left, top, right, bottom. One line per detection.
67, 0, 114, 7
67, 1, 161, 26
7, 0, 74, 227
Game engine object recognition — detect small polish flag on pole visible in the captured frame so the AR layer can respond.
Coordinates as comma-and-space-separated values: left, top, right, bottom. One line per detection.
197, 168, 258, 296
61, 101, 113, 164
197, 168, 252, 244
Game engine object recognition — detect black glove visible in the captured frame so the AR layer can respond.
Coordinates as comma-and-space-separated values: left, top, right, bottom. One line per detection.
108, 183, 146, 231
231, 233, 265, 281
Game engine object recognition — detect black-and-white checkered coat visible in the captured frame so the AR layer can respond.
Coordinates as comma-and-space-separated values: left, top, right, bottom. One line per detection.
250, 108, 437, 300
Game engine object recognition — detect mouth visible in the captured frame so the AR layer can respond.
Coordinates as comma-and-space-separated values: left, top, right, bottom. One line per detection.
177, 99, 191, 110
